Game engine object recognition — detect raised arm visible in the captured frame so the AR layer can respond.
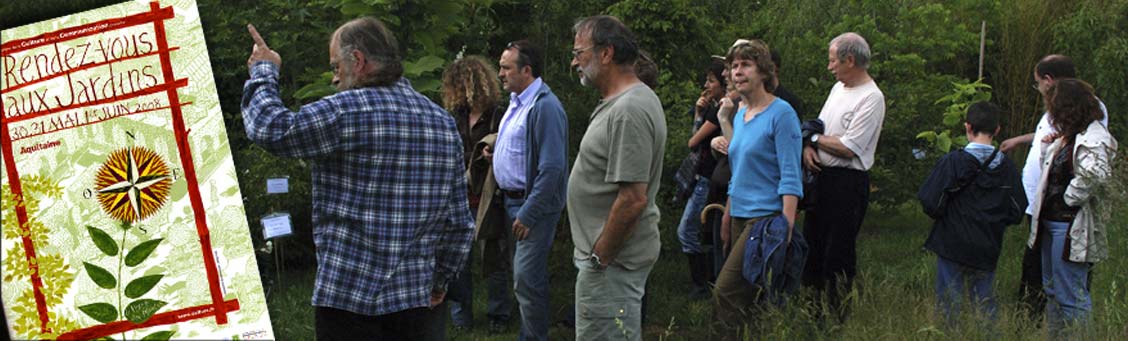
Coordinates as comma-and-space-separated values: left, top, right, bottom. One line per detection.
241, 24, 341, 158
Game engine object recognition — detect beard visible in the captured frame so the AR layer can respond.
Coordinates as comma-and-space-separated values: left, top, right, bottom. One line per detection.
577, 60, 600, 87
336, 74, 357, 90
335, 62, 362, 90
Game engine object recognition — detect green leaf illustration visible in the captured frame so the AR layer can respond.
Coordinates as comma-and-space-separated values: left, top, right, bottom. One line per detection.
78, 303, 118, 323
87, 226, 118, 256
140, 330, 174, 340
124, 299, 167, 324
125, 238, 163, 267
83, 262, 117, 289
125, 274, 164, 299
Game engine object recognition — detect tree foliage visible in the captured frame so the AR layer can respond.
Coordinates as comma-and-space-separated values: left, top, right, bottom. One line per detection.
1050, 0, 1128, 136
736, 0, 986, 208
2, 0, 1125, 260
917, 80, 993, 153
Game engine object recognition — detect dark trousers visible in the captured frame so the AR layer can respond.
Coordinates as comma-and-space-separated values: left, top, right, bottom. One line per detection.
1018, 214, 1046, 319
448, 233, 514, 326
315, 305, 446, 341
802, 167, 869, 321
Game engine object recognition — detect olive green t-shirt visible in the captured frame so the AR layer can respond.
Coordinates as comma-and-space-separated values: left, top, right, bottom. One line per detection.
568, 83, 667, 270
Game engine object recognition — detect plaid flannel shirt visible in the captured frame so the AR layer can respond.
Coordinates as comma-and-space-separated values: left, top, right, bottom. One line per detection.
241, 61, 474, 316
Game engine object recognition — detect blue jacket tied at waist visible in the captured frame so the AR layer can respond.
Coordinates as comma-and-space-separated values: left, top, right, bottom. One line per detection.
742, 214, 808, 304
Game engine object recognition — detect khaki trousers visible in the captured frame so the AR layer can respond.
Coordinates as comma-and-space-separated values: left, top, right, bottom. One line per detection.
713, 216, 767, 336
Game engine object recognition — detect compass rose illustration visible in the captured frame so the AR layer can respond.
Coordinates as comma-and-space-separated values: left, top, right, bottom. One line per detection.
94, 146, 173, 223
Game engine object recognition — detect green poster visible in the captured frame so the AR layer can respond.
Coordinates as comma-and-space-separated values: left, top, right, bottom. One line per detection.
1, 0, 274, 339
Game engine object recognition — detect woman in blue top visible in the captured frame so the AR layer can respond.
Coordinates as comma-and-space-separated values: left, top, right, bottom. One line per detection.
712, 39, 804, 337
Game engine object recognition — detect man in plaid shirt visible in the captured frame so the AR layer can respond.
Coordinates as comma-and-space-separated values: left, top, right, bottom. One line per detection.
242, 18, 474, 340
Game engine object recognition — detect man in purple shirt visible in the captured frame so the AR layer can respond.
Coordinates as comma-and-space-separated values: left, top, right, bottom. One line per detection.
493, 39, 568, 340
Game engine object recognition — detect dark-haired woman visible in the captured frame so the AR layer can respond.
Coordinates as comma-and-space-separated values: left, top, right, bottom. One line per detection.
676, 58, 727, 299
1029, 78, 1118, 336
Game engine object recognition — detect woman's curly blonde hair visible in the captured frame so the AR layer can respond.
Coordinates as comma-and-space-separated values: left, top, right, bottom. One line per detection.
441, 55, 502, 115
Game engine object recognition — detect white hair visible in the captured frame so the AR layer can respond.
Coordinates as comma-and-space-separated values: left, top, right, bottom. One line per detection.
830, 32, 872, 69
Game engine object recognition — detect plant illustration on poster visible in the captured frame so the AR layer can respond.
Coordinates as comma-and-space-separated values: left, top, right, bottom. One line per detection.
1, 0, 273, 340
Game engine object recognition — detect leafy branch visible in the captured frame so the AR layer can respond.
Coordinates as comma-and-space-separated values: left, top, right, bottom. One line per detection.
79, 221, 172, 340
916, 79, 993, 153
2, 179, 81, 339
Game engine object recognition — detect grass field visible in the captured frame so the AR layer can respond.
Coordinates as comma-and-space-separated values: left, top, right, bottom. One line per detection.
265, 197, 1127, 340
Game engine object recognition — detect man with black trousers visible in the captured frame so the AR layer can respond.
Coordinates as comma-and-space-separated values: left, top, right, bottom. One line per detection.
801, 32, 886, 323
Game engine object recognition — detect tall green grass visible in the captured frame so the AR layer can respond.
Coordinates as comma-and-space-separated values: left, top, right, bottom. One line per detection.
646, 200, 1126, 340
267, 172, 1128, 340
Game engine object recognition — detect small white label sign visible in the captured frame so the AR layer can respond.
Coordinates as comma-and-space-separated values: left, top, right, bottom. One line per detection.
261, 213, 293, 239
266, 177, 289, 194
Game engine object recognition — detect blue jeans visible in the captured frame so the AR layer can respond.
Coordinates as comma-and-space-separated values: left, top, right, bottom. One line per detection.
677, 176, 710, 254
935, 256, 997, 324
1040, 220, 1091, 334
506, 196, 557, 341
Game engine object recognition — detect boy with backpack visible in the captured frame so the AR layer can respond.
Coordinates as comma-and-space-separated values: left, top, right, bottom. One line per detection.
917, 102, 1028, 323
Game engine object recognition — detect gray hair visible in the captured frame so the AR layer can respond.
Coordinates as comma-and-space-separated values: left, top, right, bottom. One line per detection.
335, 17, 403, 87
573, 15, 640, 67
830, 32, 871, 69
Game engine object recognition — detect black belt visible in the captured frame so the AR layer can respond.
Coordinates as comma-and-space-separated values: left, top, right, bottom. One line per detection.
501, 189, 525, 199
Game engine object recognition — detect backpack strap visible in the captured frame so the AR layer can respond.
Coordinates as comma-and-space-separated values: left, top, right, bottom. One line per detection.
948, 147, 1000, 196
978, 147, 1000, 172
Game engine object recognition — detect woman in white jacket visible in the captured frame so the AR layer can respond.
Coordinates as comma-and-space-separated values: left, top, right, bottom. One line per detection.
1028, 78, 1118, 335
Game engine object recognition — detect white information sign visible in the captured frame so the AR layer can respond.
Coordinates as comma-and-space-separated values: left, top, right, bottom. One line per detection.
261, 213, 293, 240
265, 177, 289, 194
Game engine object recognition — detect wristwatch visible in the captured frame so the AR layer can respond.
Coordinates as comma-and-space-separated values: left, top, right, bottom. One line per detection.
810, 134, 821, 147
588, 252, 607, 270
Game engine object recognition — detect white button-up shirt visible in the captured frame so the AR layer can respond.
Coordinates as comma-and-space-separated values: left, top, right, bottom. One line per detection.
494, 78, 543, 191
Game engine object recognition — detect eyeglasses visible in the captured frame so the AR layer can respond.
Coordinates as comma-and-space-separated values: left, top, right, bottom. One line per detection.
571, 46, 595, 58
1031, 82, 1040, 91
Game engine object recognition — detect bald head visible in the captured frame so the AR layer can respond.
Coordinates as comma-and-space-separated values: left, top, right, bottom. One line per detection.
1035, 54, 1076, 80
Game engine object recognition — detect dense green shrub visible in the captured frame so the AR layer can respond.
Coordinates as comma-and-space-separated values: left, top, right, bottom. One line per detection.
4, 0, 1124, 264
3, 1, 1127, 339
737, 0, 985, 209
1050, 0, 1128, 138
